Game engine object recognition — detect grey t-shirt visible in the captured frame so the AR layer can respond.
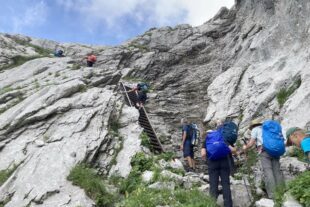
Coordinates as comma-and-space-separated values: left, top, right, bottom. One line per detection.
251, 126, 263, 146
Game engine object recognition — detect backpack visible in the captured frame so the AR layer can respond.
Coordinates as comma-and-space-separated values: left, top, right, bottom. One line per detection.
220, 121, 238, 145
189, 123, 199, 145
137, 83, 149, 93
262, 120, 286, 158
88, 55, 97, 62
205, 130, 231, 160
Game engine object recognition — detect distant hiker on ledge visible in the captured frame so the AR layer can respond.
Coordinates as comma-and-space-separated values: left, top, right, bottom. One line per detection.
286, 127, 310, 162
127, 83, 149, 109
54, 49, 64, 57
85, 53, 97, 67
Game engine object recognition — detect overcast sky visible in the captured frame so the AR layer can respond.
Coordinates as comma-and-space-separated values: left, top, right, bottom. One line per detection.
0, 0, 234, 45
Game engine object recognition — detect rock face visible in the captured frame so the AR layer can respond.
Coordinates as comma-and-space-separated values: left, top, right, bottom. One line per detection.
0, 0, 310, 206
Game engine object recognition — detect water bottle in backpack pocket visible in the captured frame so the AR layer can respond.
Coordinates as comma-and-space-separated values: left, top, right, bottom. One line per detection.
262, 120, 286, 158
206, 130, 231, 160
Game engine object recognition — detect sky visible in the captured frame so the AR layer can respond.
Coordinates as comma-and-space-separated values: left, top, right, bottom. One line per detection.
0, 0, 234, 45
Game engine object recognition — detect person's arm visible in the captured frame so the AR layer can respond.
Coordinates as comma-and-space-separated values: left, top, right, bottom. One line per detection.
201, 132, 207, 159
180, 130, 186, 150
242, 138, 256, 151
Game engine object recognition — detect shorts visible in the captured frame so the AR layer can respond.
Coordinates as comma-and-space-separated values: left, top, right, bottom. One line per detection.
87, 61, 94, 67
138, 92, 147, 104
183, 140, 194, 158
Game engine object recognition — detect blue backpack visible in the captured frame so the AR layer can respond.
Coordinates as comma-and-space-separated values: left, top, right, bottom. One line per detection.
206, 130, 231, 160
262, 120, 286, 158
137, 83, 149, 93
220, 121, 238, 145
189, 124, 199, 145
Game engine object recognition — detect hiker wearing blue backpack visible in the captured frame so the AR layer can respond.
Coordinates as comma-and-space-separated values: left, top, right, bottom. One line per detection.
127, 83, 149, 109
242, 119, 285, 199
201, 119, 237, 207
180, 118, 196, 172
286, 127, 310, 162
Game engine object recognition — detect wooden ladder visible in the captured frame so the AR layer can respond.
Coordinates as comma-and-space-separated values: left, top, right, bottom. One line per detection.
119, 82, 164, 153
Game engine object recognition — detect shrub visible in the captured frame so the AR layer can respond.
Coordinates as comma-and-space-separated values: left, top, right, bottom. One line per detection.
0, 86, 13, 95
277, 78, 302, 108
274, 171, 310, 207
67, 164, 116, 207
157, 151, 175, 161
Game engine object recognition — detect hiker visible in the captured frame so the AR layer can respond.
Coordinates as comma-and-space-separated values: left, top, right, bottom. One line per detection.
180, 118, 196, 172
201, 119, 236, 207
286, 127, 310, 161
127, 83, 149, 109
242, 119, 284, 199
85, 54, 97, 67
54, 49, 64, 57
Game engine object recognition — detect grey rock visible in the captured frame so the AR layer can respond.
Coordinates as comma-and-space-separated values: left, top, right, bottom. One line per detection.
282, 193, 302, 207
255, 198, 274, 207
148, 182, 175, 190
142, 171, 154, 183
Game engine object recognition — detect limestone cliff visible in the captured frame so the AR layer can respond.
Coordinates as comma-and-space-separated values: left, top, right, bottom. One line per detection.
0, 0, 309, 206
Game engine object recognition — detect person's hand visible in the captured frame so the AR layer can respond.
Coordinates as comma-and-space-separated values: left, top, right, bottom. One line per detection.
180, 144, 183, 151
242, 145, 247, 151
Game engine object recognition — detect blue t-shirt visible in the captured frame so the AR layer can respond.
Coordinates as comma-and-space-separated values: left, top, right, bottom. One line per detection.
301, 137, 310, 154
182, 125, 191, 142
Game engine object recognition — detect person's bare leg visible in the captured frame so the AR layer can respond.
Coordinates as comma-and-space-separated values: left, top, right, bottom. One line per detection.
192, 158, 196, 169
187, 156, 193, 168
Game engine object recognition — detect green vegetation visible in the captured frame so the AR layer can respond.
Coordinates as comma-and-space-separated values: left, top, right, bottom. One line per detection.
289, 147, 308, 162
277, 78, 302, 108
67, 164, 116, 207
235, 149, 260, 203
121, 187, 218, 207
0, 93, 24, 114
71, 64, 82, 70
0, 86, 14, 96
14, 38, 52, 56
0, 55, 41, 71
274, 171, 310, 207
157, 151, 175, 161
128, 43, 150, 52
0, 196, 11, 207
140, 131, 151, 148
54, 71, 60, 78
0, 165, 18, 186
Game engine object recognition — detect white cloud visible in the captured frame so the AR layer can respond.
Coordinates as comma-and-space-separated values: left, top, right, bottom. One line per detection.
56, 0, 234, 27
12, 1, 48, 32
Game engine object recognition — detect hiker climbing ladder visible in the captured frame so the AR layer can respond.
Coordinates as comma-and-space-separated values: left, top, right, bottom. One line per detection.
120, 82, 164, 153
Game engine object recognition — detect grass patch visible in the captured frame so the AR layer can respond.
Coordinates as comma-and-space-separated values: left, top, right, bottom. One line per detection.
13, 38, 52, 56
67, 164, 116, 207
277, 78, 302, 108
274, 171, 310, 207
0, 55, 41, 71
121, 187, 218, 207
128, 43, 150, 52
0, 164, 18, 186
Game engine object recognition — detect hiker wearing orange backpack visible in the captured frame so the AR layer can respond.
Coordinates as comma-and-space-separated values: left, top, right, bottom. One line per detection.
85, 53, 97, 67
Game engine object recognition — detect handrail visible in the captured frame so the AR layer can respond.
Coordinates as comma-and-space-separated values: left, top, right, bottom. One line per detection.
119, 82, 132, 107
